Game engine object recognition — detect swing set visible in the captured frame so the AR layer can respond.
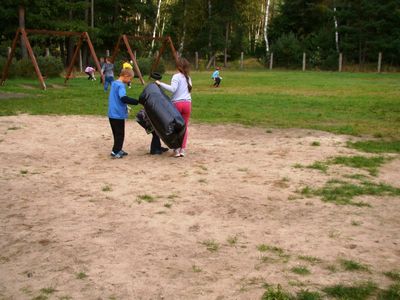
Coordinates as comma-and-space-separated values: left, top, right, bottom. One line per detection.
0, 28, 180, 90
0, 28, 103, 90
110, 34, 180, 85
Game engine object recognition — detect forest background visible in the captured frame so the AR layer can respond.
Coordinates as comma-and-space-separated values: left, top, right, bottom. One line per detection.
0, 0, 399, 71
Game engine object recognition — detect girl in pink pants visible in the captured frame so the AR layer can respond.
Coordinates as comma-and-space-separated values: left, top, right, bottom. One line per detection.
156, 57, 193, 157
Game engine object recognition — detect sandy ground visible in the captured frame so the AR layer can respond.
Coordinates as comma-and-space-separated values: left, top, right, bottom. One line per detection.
0, 115, 399, 300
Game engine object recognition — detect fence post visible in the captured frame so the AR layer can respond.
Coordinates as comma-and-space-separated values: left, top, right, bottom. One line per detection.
106, 49, 110, 57
195, 52, 199, 70
7, 47, 11, 58
45, 48, 50, 57
269, 52, 274, 70
240, 52, 244, 69
377, 52, 382, 73
302, 52, 306, 71
79, 49, 83, 72
338, 53, 343, 72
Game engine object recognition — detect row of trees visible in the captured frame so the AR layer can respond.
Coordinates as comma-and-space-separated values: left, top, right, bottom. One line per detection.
0, 0, 399, 69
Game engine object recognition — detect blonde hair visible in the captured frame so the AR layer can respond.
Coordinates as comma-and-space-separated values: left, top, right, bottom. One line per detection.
120, 68, 134, 77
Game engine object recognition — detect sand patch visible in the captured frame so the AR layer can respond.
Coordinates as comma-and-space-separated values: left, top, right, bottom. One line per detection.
0, 115, 399, 299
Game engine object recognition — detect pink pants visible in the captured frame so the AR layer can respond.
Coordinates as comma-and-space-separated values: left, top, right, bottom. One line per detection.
173, 101, 191, 149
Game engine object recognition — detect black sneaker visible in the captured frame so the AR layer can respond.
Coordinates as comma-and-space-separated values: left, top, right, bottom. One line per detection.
110, 151, 124, 159
150, 150, 162, 155
120, 150, 128, 156
161, 147, 169, 153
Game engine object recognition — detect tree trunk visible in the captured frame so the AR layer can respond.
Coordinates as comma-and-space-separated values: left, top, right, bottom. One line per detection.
264, 0, 271, 54
333, 1, 340, 52
224, 22, 229, 67
66, 7, 75, 66
91, 0, 94, 28
19, 5, 27, 58
208, 0, 212, 60
150, 0, 162, 57
178, 0, 186, 55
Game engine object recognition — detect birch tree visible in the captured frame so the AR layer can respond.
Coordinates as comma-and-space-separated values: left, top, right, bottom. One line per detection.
150, 0, 162, 57
264, 0, 271, 54
333, 0, 340, 52
178, 0, 186, 55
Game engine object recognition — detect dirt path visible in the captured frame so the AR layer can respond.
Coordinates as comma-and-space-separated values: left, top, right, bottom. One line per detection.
0, 115, 399, 299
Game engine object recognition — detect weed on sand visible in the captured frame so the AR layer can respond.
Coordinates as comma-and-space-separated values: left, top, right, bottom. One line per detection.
323, 281, 377, 300
301, 179, 400, 206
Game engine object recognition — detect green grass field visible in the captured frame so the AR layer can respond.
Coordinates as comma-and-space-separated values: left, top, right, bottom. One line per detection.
0, 71, 399, 139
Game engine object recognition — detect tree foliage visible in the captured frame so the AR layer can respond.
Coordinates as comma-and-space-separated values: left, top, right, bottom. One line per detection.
0, 0, 398, 68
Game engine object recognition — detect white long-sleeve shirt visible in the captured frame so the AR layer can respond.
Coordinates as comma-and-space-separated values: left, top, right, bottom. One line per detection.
158, 73, 192, 102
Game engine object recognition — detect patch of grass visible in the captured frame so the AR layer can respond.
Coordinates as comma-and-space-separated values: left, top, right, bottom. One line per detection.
167, 193, 179, 199
32, 296, 48, 300
384, 269, 400, 281
351, 220, 362, 226
266, 129, 273, 133
164, 203, 172, 208
378, 282, 400, 300
20, 169, 28, 174
297, 255, 322, 264
261, 285, 293, 300
227, 235, 238, 246
136, 194, 155, 203
296, 289, 322, 300
344, 174, 369, 180
192, 265, 202, 273
102, 185, 112, 192
330, 155, 388, 176
291, 266, 311, 275
238, 167, 248, 172
198, 178, 207, 183
58, 296, 72, 300
306, 161, 329, 173
39, 287, 56, 295
7, 126, 21, 130
347, 140, 400, 153
201, 240, 219, 252
2, 72, 400, 138
301, 179, 400, 206
293, 163, 304, 169
326, 265, 338, 273
76, 272, 87, 279
311, 141, 320, 146
257, 244, 290, 262
323, 281, 377, 300
257, 244, 285, 255
20, 286, 33, 295
340, 259, 369, 272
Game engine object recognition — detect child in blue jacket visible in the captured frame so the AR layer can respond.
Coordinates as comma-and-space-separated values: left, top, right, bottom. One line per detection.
108, 68, 139, 158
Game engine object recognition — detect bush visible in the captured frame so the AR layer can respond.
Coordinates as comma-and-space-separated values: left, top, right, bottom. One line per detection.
37, 56, 63, 77
271, 32, 303, 68
8, 56, 63, 78
136, 57, 165, 76
0, 56, 17, 78
14, 58, 36, 78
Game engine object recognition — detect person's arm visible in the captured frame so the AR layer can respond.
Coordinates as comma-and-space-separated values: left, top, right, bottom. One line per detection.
156, 75, 179, 93
121, 96, 139, 105
118, 85, 139, 105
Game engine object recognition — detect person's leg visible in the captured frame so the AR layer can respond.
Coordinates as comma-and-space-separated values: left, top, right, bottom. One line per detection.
150, 132, 161, 153
104, 76, 109, 91
215, 77, 221, 87
174, 101, 192, 150
109, 118, 125, 154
